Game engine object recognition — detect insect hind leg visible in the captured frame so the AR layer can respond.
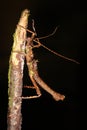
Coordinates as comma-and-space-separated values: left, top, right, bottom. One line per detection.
22, 76, 41, 99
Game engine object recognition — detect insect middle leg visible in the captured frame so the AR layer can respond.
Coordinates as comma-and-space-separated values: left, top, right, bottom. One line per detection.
22, 75, 41, 99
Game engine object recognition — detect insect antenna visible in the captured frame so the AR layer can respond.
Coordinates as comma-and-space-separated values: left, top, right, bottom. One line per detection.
33, 39, 80, 64
18, 24, 80, 64
37, 26, 58, 40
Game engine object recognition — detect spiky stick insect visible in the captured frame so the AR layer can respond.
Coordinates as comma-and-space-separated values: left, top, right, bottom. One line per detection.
18, 22, 80, 101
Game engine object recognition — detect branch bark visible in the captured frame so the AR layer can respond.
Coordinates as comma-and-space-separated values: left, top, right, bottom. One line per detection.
7, 9, 29, 130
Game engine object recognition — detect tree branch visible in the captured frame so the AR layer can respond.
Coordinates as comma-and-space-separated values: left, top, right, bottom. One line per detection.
7, 9, 29, 130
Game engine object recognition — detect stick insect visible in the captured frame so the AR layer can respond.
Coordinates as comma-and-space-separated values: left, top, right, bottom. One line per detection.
18, 22, 80, 101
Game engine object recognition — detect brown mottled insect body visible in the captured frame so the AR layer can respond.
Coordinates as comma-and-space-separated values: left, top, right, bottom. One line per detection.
18, 23, 79, 101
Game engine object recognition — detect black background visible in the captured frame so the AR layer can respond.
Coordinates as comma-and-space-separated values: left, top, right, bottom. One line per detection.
0, 0, 83, 130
